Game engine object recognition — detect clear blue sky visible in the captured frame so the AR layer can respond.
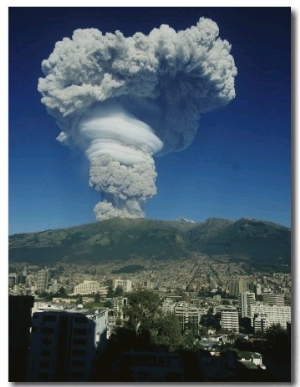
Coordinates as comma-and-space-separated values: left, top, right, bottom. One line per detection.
9, 6, 291, 234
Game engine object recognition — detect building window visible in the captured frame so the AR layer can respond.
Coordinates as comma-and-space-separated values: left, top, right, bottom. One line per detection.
40, 361, 50, 368
74, 316, 87, 324
41, 349, 51, 356
73, 338, 86, 345
43, 315, 57, 322
71, 349, 86, 356
41, 327, 55, 334
73, 328, 87, 335
42, 338, 52, 345
71, 360, 85, 367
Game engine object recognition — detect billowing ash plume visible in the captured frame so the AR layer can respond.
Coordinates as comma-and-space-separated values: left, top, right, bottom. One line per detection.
38, 17, 237, 220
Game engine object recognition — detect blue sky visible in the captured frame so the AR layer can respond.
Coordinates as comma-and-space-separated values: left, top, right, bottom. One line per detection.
8, 6, 291, 235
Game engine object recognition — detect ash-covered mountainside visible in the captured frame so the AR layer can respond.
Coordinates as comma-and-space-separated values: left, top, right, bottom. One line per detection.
9, 217, 291, 270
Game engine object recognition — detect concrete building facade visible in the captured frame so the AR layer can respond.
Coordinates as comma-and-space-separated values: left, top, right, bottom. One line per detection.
262, 293, 284, 306
239, 291, 256, 318
174, 302, 201, 336
228, 278, 248, 297
250, 304, 291, 331
114, 279, 132, 293
27, 307, 108, 382
36, 269, 49, 294
74, 280, 101, 295
220, 307, 239, 332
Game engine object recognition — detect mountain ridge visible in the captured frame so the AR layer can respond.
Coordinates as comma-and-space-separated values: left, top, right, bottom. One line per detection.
9, 217, 291, 271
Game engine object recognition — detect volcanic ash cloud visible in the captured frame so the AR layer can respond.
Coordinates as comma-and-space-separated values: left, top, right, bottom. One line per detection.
38, 17, 237, 221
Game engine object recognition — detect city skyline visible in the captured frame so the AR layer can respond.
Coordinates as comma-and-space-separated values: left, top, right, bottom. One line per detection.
9, 7, 291, 235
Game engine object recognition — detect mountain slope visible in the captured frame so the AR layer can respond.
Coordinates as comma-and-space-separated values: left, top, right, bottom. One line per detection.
9, 217, 291, 270
187, 218, 291, 266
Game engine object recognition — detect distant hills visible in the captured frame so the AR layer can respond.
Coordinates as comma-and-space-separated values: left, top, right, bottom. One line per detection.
9, 217, 291, 271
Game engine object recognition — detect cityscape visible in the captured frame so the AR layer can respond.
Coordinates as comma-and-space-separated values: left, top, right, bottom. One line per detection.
9, 253, 292, 382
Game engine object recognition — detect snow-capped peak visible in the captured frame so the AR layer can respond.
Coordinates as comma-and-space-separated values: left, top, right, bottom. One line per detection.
176, 217, 196, 224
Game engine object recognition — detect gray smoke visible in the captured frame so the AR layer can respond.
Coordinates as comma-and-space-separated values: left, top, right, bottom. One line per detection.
38, 17, 237, 220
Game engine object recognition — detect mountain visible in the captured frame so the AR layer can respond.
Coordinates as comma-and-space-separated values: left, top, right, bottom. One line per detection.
9, 217, 291, 271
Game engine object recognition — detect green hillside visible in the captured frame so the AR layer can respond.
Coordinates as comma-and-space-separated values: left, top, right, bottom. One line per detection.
9, 217, 291, 270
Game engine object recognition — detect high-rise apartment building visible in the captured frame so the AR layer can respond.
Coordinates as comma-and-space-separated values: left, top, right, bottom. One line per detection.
239, 291, 256, 318
220, 307, 239, 332
255, 283, 262, 296
36, 269, 49, 294
228, 278, 248, 297
27, 307, 108, 382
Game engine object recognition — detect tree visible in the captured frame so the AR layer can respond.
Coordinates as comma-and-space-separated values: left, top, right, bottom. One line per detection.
183, 329, 195, 349
115, 286, 124, 297
58, 287, 67, 297
222, 299, 230, 306
265, 323, 291, 362
106, 286, 114, 298
94, 292, 101, 303
124, 289, 162, 335
150, 314, 183, 351
104, 299, 113, 308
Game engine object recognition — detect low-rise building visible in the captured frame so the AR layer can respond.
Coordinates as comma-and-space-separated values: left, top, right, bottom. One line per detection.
73, 280, 101, 295
174, 302, 201, 336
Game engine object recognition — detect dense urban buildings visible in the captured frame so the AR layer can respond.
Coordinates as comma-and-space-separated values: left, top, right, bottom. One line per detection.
8, 254, 292, 382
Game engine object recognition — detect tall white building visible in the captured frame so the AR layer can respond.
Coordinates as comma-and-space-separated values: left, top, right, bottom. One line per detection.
239, 291, 256, 318
114, 279, 132, 293
255, 283, 262, 296
27, 307, 108, 382
162, 298, 176, 315
220, 307, 239, 332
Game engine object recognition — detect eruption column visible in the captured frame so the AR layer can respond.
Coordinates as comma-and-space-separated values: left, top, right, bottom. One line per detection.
79, 100, 163, 219
38, 17, 237, 221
